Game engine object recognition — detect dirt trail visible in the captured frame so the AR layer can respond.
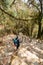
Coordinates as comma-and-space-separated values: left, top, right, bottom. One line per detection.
0, 34, 43, 65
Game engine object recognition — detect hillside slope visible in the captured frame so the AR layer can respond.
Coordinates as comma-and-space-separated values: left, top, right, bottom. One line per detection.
0, 34, 43, 65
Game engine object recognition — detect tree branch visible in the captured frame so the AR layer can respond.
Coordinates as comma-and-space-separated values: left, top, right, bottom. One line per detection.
27, 0, 40, 12
0, 6, 36, 21
39, 0, 42, 13
10, 0, 15, 7
32, 3, 40, 12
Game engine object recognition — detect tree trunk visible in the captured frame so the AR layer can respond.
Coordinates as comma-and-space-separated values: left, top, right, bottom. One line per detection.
37, 0, 42, 38
37, 20, 41, 38
37, 13, 42, 38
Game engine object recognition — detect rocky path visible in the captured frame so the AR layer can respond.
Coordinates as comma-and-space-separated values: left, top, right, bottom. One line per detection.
0, 34, 43, 65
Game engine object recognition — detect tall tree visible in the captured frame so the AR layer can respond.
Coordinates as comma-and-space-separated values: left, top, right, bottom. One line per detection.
37, 0, 42, 38
25, 0, 43, 38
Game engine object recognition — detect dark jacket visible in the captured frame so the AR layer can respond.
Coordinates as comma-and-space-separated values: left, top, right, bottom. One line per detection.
13, 37, 20, 49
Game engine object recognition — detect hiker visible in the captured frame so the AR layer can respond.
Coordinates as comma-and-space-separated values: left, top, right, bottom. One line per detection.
12, 36, 20, 49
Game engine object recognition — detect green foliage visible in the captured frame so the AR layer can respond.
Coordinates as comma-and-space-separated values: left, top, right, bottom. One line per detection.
1, 0, 14, 8
0, 0, 43, 39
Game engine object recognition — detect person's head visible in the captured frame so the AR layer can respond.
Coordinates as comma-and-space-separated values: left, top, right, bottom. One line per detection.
16, 36, 18, 39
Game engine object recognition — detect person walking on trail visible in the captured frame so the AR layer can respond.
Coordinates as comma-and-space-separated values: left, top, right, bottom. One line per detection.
12, 36, 20, 49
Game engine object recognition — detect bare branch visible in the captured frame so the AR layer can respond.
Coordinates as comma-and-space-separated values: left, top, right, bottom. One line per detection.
31, 3, 40, 12
27, 0, 40, 12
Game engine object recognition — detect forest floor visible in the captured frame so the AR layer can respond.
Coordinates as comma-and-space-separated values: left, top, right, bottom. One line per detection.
0, 34, 43, 65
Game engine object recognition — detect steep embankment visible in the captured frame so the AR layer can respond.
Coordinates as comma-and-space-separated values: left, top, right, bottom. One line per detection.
0, 34, 43, 65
